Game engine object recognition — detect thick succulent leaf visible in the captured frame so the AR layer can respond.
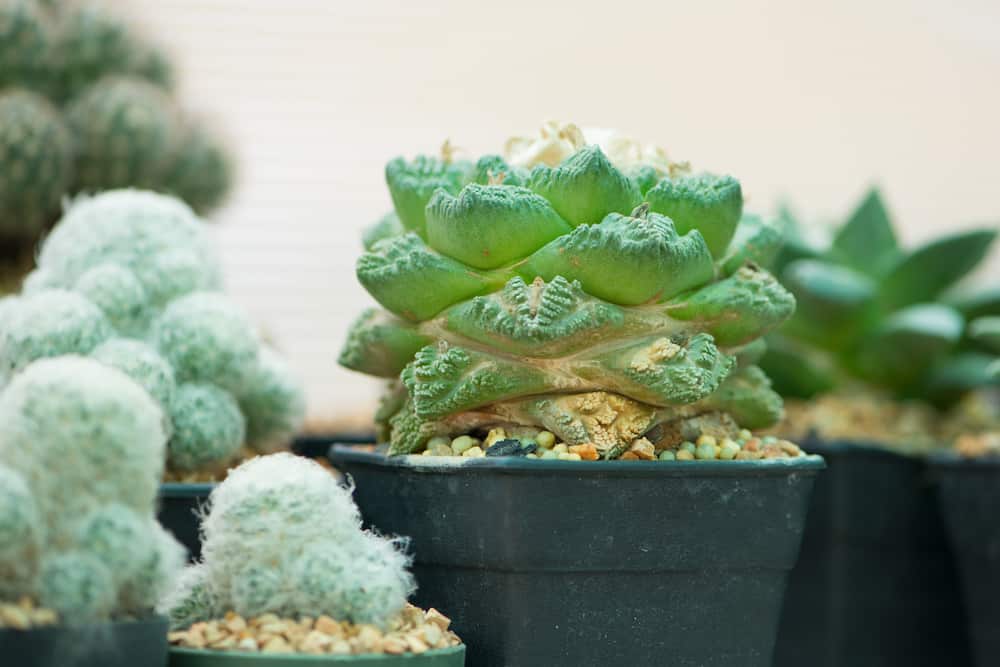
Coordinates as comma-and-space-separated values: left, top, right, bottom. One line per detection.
425, 184, 571, 269
362, 212, 404, 251
830, 188, 899, 276
517, 209, 714, 305
356, 233, 499, 322
781, 258, 875, 327
625, 165, 661, 196
470, 155, 527, 186
442, 276, 649, 357
645, 173, 743, 258
375, 381, 407, 444
588, 333, 735, 406
721, 214, 784, 275
401, 344, 550, 420
853, 303, 963, 388
756, 334, 837, 399
526, 145, 642, 227
922, 352, 1000, 407
384, 156, 470, 237
665, 265, 796, 346
338, 309, 431, 378
387, 398, 441, 455
734, 339, 767, 367
771, 202, 822, 276
877, 228, 998, 311
969, 316, 1000, 353
698, 365, 783, 429
946, 285, 1000, 319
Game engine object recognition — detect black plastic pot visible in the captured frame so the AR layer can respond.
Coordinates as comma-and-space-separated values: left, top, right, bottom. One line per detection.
0, 616, 168, 667
329, 445, 823, 667
158, 482, 214, 560
929, 453, 1000, 667
168, 646, 465, 666
773, 439, 972, 667
292, 432, 374, 459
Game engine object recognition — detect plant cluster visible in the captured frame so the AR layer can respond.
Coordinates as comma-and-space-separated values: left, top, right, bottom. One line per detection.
340, 123, 798, 456
0, 356, 185, 621
760, 188, 999, 408
0, 0, 233, 290
159, 453, 415, 631
0, 189, 305, 474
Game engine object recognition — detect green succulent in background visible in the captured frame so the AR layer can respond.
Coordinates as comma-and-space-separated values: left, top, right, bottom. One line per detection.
0, 0, 233, 294
759, 188, 999, 407
340, 129, 796, 456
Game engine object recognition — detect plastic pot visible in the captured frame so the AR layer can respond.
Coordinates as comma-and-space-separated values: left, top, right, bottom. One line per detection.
0, 616, 168, 667
773, 439, 971, 667
158, 482, 214, 560
293, 432, 374, 459
929, 453, 1000, 667
329, 445, 823, 667
168, 646, 465, 666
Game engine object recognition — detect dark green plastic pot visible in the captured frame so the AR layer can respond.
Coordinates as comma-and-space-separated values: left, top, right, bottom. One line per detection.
774, 439, 972, 667
0, 616, 168, 667
158, 482, 214, 560
329, 445, 823, 667
929, 453, 1000, 667
169, 646, 465, 666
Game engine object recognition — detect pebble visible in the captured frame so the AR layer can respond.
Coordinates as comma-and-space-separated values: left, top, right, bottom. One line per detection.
0, 597, 59, 630
676, 449, 695, 461
536, 431, 556, 449
568, 443, 599, 460
461, 446, 484, 458
450, 435, 478, 454
658, 450, 676, 461
695, 441, 719, 460
557, 452, 582, 461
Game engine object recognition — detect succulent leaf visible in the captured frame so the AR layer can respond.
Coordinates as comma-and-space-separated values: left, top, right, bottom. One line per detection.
339, 308, 432, 378
357, 233, 500, 321
470, 155, 527, 186
830, 188, 899, 275
645, 173, 743, 257
781, 258, 875, 328
526, 145, 642, 227
518, 209, 714, 305
722, 214, 784, 275
426, 184, 572, 269
625, 165, 661, 196
757, 334, 837, 399
968, 316, 1000, 353
362, 212, 404, 250
384, 155, 470, 237
699, 365, 783, 429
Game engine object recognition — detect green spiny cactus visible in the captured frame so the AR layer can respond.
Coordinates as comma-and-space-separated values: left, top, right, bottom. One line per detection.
160, 121, 234, 214
160, 454, 415, 629
1, 190, 304, 475
759, 188, 999, 406
0, 0, 53, 90
0, 90, 72, 243
340, 126, 795, 455
0, 356, 184, 621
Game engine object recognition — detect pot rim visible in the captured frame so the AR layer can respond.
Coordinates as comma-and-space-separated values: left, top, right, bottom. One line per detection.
168, 645, 466, 663
329, 444, 825, 478
0, 615, 167, 635
926, 450, 1000, 469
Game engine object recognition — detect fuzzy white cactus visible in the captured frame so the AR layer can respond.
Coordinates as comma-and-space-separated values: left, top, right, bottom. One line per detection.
0, 356, 185, 621
160, 454, 415, 630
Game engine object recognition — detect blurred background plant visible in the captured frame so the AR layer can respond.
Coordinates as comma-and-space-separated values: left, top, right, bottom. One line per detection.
0, 0, 233, 295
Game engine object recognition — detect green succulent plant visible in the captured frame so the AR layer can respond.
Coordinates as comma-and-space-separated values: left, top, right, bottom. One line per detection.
759, 188, 999, 406
0, 0, 233, 293
340, 131, 796, 456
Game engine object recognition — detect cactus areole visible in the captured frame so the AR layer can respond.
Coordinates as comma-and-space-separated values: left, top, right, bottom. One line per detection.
339, 123, 797, 457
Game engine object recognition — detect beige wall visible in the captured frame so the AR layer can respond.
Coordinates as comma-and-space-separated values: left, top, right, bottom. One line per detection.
111, 0, 1000, 421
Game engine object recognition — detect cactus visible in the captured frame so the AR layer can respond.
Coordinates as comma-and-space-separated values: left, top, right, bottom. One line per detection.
160, 454, 415, 630
0, 190, 305, 474
759, 188, 999, 407
0, 355, 184, 621
339, 123, 796, 455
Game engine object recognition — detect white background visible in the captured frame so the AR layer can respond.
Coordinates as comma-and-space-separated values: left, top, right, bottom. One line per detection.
110, 0, 1000, 423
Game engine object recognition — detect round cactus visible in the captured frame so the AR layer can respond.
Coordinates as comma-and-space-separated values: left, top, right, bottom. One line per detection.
74, 263, 151, 335
65, 77, 182, 191
161, 122, 233, 214
0, 356, 181, 622
237, 347, 307, 453
166, 383, 245, 471
91, 338, 176, 410
164, 454, 414, 630
0, 0, 53, 90
340, 126, 794, 455
0, 90, 72, 242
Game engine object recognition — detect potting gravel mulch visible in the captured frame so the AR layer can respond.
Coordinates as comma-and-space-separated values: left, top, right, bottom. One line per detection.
0, 597, 58, 630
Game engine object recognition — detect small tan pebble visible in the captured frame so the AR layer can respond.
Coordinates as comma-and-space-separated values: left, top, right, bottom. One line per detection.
252, 613, 281, 628
330, 639, 352, 655
696, 434, 717, 447
421, 450, 432, 456
16, 596, 33, 611
315, 615, 342, 637
557, 452, 582, 461
553, 443, 569, 454
382, 635, 409, 655
675, 449, 694, 461
619, 451, 640, 461
735, 451, 754, 460
536, 431, 556, 448
402, 604, 426, 626
224, 612, 247, 633
237, 636, 259, 652
298, 616, 314, 630
629, 438, 656, 460
484, 428, 508, 447
184, 630, 207, 649
425, 608, 452, 631
203, 622, 225, 644
209, 635, 239, 650
450, 435, 478, 454
422, 623, 443, 647
427, 435, 450, 450
738, 429, 752, 441
743, 438, 761, 452
356, 625, 384, 652
168, 631, 189, 644
262, 636, 293, 654
462, 445, 485, 458
300, 630, 333, 654
258, 621, 287, 636
407, 636, 430, 654
719, 438, 740, 460
779, 441, 802, 456
446, 630, 462, 646
0, 604, 31, 630
569, 443, 599, 460
428, 444, 453, 457
762, 444, 787, 459
525, 453, 538, 458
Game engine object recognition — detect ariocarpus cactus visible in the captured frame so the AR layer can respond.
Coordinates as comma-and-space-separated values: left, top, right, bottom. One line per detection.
159, 453, 415, 630
0, 356, 185, 621
0, 190, 305, 474
339, 123, 796, 456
